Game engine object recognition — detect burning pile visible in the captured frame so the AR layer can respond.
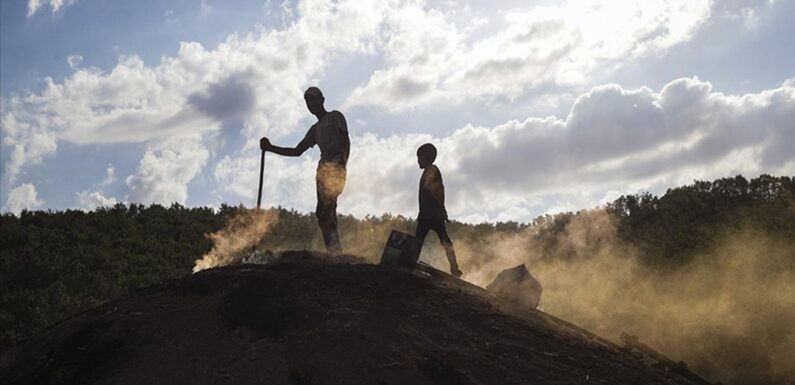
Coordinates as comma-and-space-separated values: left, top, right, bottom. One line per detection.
192, 208, 279, 272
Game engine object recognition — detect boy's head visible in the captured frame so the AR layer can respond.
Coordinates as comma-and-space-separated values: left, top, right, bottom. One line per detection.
416, 143, 437, 169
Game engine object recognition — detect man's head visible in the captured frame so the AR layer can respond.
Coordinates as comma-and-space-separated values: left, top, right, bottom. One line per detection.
304, 87, 325, 116
416, 143, 437, 169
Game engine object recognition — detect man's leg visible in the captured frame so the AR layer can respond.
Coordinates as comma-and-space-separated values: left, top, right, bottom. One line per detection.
316, 163, 345, 253
435, 221, 462, 277
318, 210, 341, 253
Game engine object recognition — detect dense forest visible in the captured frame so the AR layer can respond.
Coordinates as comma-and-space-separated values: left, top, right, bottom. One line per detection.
1, 174, 793, 350
608, 174, 795, 266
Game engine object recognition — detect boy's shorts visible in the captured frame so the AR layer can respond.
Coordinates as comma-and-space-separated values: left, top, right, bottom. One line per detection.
416, 219, 453, 245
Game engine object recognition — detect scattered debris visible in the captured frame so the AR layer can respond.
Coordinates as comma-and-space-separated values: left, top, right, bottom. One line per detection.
241, 249, 282, 265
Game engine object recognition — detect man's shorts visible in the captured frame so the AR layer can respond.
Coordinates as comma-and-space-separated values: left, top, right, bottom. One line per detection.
315, 162, 346, 220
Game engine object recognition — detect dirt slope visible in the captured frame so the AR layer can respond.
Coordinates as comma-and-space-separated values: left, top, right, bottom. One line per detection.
1, 251, 709, 385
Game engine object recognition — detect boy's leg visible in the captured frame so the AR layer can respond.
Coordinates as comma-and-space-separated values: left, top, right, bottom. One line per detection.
434, 221, 462, 277
415, 220, 431, 243
415, 219, 432, 256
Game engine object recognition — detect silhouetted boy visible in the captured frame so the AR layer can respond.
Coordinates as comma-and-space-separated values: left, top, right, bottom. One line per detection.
415, 143, 462, 277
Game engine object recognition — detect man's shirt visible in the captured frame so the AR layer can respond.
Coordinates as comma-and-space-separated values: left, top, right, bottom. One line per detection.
299, 110, 350, 167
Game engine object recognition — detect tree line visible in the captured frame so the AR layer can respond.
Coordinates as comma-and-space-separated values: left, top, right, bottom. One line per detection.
1, 174, 793, 349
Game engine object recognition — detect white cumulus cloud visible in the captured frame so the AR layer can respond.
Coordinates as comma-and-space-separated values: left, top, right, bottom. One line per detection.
5, 183, 44, 214
4, 0, 789, 216
76, 190, 119, 210
125, 137, 210, 205
345, 0, 715, 112
66, 54, 83, 70
219, 77, 795, 222
447, 77, 794, 195
27, 0, 78, 17
100, 165, 115, 186
4, 0, 396, 201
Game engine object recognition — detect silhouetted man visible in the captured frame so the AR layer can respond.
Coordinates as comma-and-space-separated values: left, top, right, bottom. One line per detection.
260, 87, 350, 252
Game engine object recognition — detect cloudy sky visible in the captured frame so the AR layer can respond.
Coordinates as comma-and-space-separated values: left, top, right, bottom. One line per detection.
1, 0, 793, 221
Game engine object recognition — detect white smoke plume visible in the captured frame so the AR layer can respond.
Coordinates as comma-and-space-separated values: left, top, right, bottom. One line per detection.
192, 208, 279, 272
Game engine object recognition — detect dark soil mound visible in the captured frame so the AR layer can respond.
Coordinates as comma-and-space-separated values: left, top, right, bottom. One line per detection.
1, 250, 707, 385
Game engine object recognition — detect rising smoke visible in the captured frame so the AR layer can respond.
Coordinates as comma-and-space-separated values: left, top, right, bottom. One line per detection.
192, 208, 279, 273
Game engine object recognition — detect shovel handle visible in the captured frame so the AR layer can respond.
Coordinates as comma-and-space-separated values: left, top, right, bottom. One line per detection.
256, 149, 265, 210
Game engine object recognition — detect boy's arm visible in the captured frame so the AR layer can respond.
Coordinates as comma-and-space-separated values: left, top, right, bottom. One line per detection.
441, 182, 449, 221
432, 167, 449, 220
441, 186, 448, 221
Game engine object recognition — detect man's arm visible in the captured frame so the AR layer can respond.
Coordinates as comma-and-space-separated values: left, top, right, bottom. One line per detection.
334, 111, 351, 163
260, 137, 311, 157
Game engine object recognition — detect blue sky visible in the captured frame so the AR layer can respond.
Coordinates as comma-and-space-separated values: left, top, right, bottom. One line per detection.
2, 0, 794, 222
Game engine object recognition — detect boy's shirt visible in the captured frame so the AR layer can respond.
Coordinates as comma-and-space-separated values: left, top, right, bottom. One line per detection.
418, 164, 448, 220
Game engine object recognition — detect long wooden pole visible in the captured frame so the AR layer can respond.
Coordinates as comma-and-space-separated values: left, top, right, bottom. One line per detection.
256, 149, 265, 210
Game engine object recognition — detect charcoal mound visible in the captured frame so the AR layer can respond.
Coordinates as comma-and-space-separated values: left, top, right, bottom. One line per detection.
1, 250, 708, 385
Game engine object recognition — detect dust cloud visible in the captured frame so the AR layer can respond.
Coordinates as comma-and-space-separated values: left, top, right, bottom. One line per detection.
451, 209, 795, 385
192, 208, 280, 273
338, 215, 414, 262
190, 203, 793, 384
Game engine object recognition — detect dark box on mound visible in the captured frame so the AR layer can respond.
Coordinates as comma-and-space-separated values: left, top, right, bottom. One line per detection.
380, 230, 420, 268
